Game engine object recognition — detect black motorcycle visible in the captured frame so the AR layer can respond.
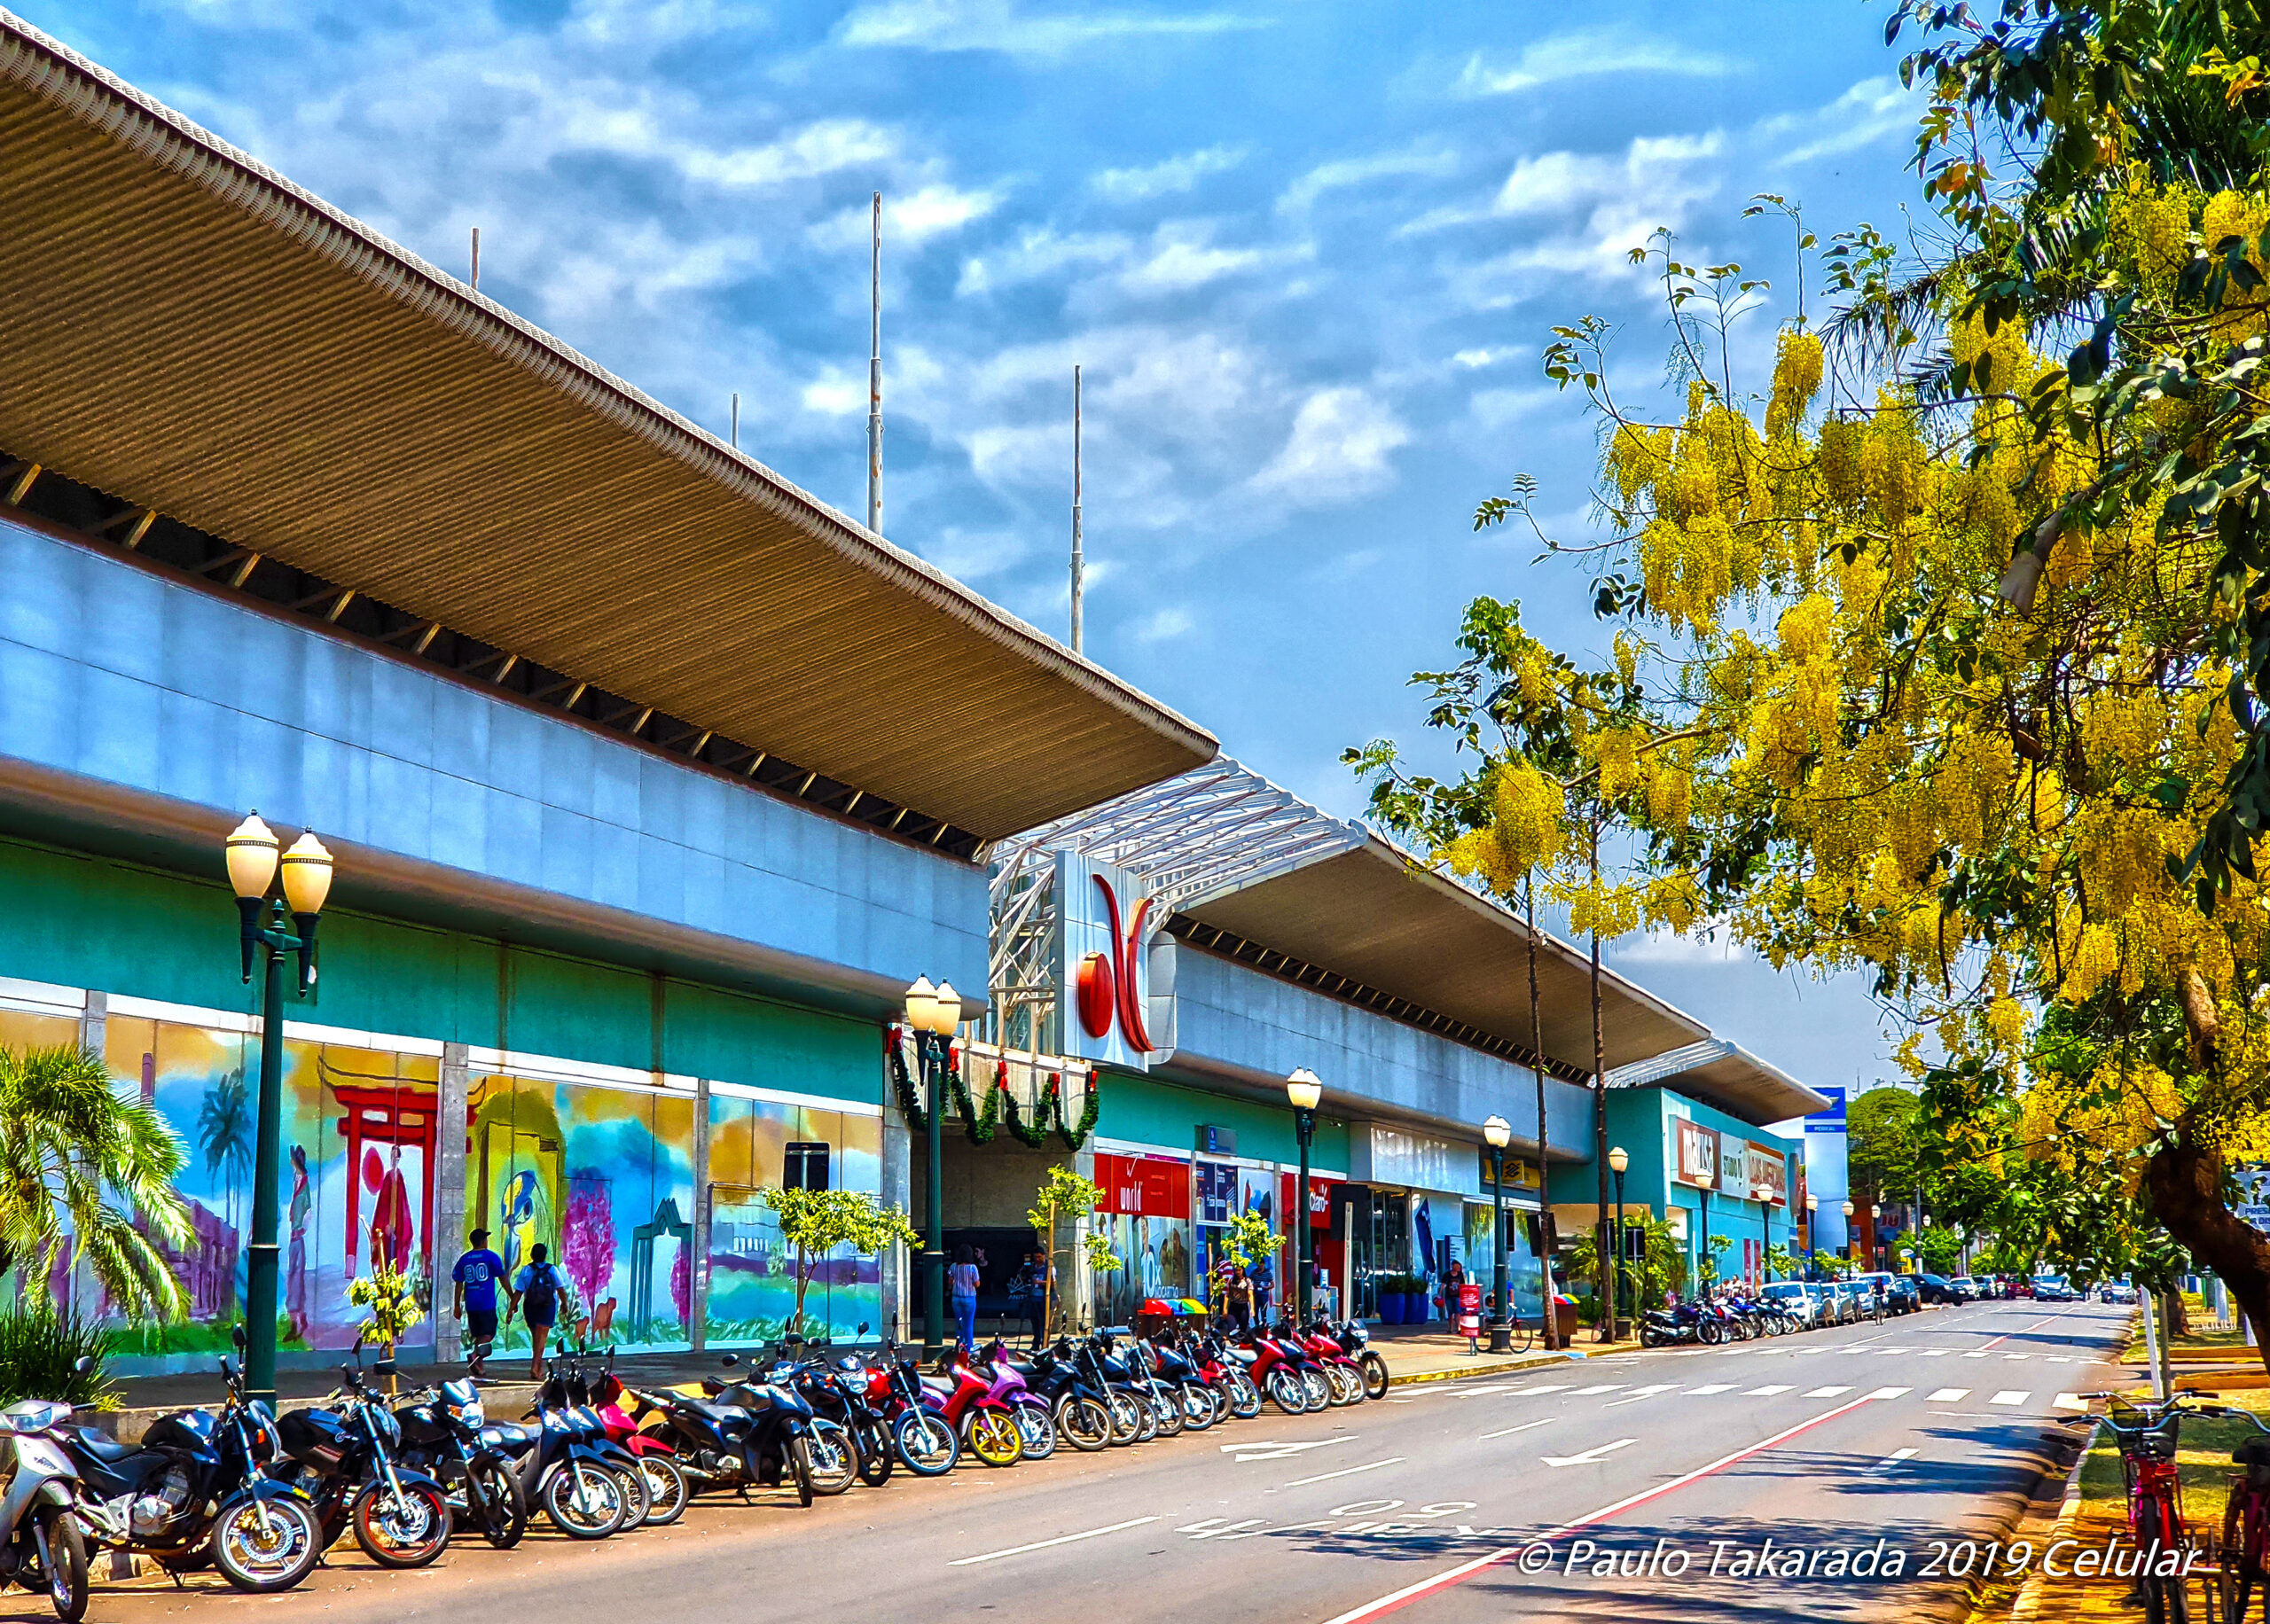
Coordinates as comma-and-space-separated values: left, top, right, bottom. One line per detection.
392, 1378, 528, 1549
775, 1331, 889, 1488
622, 1355, 821, 1506
513, 1352, 648, 1538
270, 1354, 453, 1568
61, 1334, 321, 1594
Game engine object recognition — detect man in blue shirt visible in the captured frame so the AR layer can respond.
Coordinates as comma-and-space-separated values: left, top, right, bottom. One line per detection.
451, 1230, 507, 1378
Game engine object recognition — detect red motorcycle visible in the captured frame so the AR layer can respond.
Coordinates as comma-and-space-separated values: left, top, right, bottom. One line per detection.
1181, 1330, 1262, 1420
1239, 1327, 1323, 1415
592, 1368, 691, 1525
919, 1354, 1027, 1467
1288, 1323, 1368, 1408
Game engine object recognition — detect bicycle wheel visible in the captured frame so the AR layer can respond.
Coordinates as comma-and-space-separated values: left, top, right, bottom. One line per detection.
2226, 1487, 2263, 1624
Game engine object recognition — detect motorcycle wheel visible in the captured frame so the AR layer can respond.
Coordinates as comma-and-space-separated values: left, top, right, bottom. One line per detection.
1057, 1396, 1112, 1452
802, 1421, 858, 1495
35, 1507, 86, 1624
467, 1454, 528, 1550
854, 1417, 895, 1486
1179, 1383, 1217, 1431
637, 1455, 689, 1526
787, 1438, 816, 1508
542, 1462, 626, 1540
1131, 1394, 1159, 1443
1300, 1370, 1331, 1412
1326, 1365, 1360, 1407
1639, 1323, 1664, 1348
1358, 1354, 1389, 1402
1104, 1391, 1144, 1446
1264, 1368, 1307, 1417
1149, 1389, 1186, 1438
350, 1480, 452, 1568
893, 1409, 960, 1476
211, 1494, 323, 1593
1697, 1316, 1723, 1346
1013, 1404, 1057, 1460
612, 1462, 652, 1530
966, 1410, 1026, 1468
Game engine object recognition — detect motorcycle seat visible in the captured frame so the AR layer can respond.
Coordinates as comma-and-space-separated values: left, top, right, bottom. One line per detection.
61, 1427, 142, 1465
1229, 1349, 1256, 1365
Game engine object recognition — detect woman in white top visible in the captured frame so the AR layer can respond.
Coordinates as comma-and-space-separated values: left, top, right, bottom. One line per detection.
949, 1245, 982, 1348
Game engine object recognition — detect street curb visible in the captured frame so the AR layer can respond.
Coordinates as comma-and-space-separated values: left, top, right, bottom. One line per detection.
1949, 1420, 2093, 1624
1385, 1350, 1579, 1387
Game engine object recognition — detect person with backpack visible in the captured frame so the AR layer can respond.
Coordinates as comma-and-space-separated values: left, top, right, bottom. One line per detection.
508, 1241, 575, 1380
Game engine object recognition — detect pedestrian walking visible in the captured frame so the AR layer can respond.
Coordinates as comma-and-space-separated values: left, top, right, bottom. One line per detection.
948, 1245, 982, 1349
509, 1241, 574, 1380
451, 1228, 507, 1378
1225, 1265, 1254, 1333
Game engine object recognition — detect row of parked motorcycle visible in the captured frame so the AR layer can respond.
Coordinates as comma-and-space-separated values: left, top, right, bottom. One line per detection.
1639, 1289, 1845, 1347
0, 1313, 1395, 1620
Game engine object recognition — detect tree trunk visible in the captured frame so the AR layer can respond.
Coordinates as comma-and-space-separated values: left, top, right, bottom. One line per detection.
1589, 816, 1610, 1343
1527, 878, 1555, 1351
2145, 1127, 2270, 1371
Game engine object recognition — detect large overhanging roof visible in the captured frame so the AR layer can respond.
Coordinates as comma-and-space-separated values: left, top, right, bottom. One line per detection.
992, 758, 1712, 1077
0, 12, 1213, 842
1607, 1040, 1830, 1128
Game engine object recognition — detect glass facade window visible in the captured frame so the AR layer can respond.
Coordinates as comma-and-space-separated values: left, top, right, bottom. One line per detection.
704, 1093, 881, 1345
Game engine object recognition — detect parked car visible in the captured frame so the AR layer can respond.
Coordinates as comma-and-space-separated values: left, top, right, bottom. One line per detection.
1851, 1271, 1917, 1316
2101, 1283, 2138, 1304
1906, 1272, 1958, 1306
1948, 1277, 1980, 1302
1761, 1281, 1819, 1328
2032, 1276, 2078, 1301
1821, 1282, 1860, 1324
1886, 1275, 1922, 1314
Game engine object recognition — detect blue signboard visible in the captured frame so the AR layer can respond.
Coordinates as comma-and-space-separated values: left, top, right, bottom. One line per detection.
1804, 1085, 1848, 1134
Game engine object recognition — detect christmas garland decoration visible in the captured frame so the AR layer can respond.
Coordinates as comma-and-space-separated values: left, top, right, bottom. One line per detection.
999, 1066, 1051, 1149
885, 1028, 1100, 1151
885, 1030, 927, 1130
950, 1056, 1002, 1144
1050, 1071, 1100, 1152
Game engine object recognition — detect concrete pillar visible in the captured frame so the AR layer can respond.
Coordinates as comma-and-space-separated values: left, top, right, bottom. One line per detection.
431, 1042, 469, 1362
71, 992, 106, 1320
881, 1089, 912, 1344
690, 1077, 710, 1353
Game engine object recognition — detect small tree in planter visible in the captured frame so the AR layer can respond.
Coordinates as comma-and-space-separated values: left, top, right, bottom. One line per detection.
758, 1188, 918, 1339
347, 1265, 421, 1392
1028, 1167, 1114, 1338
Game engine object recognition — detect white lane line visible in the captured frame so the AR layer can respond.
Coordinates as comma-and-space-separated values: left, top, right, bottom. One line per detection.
1603, 1385, 1680, 1408
1508, 1385, 1569, 1396
1743, 1385, 1795, 1396
1568, 1384, 1624, 1395
1479, 1418, 1556, 1441
1286, 1458, 1407, 1487
1920, 1349, 1949, 1357
1926, 1387, 1970, 1402
1687, 1384, 1735, 1395
1962, 1350, 1990, 1358
1864, 1386, 1912, 1400
951, 1517, 1161, 1565
1802, 1386, 1852, 1398
1882, 1447, 1920, 1466
1991, 1391, 2031, 1407
2004, 1353, 2031, 1361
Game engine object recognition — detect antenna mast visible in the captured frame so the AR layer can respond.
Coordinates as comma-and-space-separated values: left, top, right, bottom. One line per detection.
866, 192, 883, 535
470, 227, 481, 292
1070, 364, 1084, 653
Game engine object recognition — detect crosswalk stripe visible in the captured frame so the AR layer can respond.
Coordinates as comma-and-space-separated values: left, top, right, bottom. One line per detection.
1864, 1386, 1911, 1400
1623, 1384, 1679, 1395
1686, 1384, 1735, 1395
2004, 1353, 2030, 1361
1802, 1386, 1852, 1398
2055, 1394, 2086, 1411
1991, 1391, 2031, 1407
1961, 1351, 1989, 1358
1926, 1388, 1969, 1402
1919, 1349, 1948, 1357
1742, 1385, 1794, 1396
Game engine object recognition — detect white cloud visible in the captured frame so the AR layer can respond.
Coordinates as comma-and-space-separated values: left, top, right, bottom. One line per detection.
957, 227, 1130, 295
1134, 605, 1196, 643
1278, 144, 1458, 213
811, 183, 1003, 249
1091, 144, 1248, 202
836, 0, 1265, 59
802, 370, 865, 416
1761, 75, 1918, 167
1250, 386, 1409, 506
1119, 220, 1308, 296
1452, 347, 1522, 369
680, 119, 899, 189
1454, 30, 1738, 97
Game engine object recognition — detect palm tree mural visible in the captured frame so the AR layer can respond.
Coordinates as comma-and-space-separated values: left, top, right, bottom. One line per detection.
197, 1069, 251, 1311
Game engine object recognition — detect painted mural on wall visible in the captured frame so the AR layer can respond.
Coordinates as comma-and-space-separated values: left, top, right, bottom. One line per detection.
705, 1092, 882, 1343
466, 1073, 697, 1355
99, 1013, 441, 1369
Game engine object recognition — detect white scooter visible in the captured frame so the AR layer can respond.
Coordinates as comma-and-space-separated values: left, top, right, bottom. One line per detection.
0, 1394, 90, 1620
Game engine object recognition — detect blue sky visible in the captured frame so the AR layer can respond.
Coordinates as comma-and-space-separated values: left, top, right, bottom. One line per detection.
24, 0, 1930, 1103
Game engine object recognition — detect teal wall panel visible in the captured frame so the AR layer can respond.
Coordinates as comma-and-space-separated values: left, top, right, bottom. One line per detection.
1106, 1068, 1350, 1170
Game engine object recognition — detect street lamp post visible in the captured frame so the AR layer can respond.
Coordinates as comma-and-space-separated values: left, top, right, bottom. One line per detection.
904, 976, 962, 1360
1287, 1069, 1321, 1325
224, 813, 333, 1409
1804, 1193, 1818, 1277
1755, 1185, 1774, 1286
1483, 1116, 1512, 1354
1842, 1199, 1856, 1266
1870, 1203, 1883, 1269
1607, 1147, 1629, 1343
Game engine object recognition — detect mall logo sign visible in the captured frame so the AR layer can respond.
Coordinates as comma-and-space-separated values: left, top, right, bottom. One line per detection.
1054, 851, 1174, 1070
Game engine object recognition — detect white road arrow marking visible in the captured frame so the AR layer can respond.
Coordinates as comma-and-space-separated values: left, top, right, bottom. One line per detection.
1479, 1418, 1555, 1441
1542, 1439, 1636, 1468
1222, 1439, 1352, 1463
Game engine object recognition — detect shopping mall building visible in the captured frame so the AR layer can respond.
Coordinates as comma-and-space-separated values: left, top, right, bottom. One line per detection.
0, 12, 1819, 1368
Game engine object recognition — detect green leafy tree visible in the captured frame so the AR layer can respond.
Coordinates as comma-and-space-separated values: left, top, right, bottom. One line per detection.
1765, 1241, 1798, 1283
1027, 1167, 1112, 1338
759, 1187, 919, 1338
1698, 1233, 1732, 1289
0, 1045, 191, 1322
1847, 1088, 1922, 1209
1571, 1214, 1687, 1311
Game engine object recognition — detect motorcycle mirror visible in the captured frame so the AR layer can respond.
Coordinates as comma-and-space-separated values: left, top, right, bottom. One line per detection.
720, 1354, 740, 1368
373, 1359, 397, 1378
220, 1355, 237, 1381
231, 1323, 248, 1352
72, 1355, 94, 1376
857, 1321, 870, 1336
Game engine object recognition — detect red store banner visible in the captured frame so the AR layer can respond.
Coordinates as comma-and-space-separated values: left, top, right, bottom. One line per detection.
1095, 1152, 1193, 1220
1280, 1172, 1333, 1231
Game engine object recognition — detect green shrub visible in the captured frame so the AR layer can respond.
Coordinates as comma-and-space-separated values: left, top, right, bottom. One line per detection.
0, 1308, 114, 1410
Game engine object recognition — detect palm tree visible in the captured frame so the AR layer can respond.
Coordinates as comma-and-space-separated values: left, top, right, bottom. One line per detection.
0, 1045, 191, 1322
197, 1070, 251, 1237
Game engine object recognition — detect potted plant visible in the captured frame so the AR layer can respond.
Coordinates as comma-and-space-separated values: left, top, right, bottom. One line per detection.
1375, 1274, 1405, 1324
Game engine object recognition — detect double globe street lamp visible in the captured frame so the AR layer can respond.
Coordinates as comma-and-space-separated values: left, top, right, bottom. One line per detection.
1483, 1115, 1513, 1353
223, 813, 334, 1408
1607, 1146, 1629, 1344
1286, 1069, 1322, 1324
903, 976, 963, 1360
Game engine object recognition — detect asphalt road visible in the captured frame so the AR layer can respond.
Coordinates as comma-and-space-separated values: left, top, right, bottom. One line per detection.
82, 1298, 2130, 1624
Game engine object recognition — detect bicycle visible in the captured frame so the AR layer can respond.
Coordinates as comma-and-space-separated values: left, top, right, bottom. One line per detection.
2070, 1391, 2216, 1624
2211, 1402, 2270, 1623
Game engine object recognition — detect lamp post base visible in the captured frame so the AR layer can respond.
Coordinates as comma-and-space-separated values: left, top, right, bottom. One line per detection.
1486, 1316, 1511, 1355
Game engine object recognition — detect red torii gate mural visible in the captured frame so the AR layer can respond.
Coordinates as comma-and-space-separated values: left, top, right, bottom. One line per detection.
330, 1068, 438, 1280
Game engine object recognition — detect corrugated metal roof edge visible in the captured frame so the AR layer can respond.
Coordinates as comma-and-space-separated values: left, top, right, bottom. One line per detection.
0, 7, 1215, 769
